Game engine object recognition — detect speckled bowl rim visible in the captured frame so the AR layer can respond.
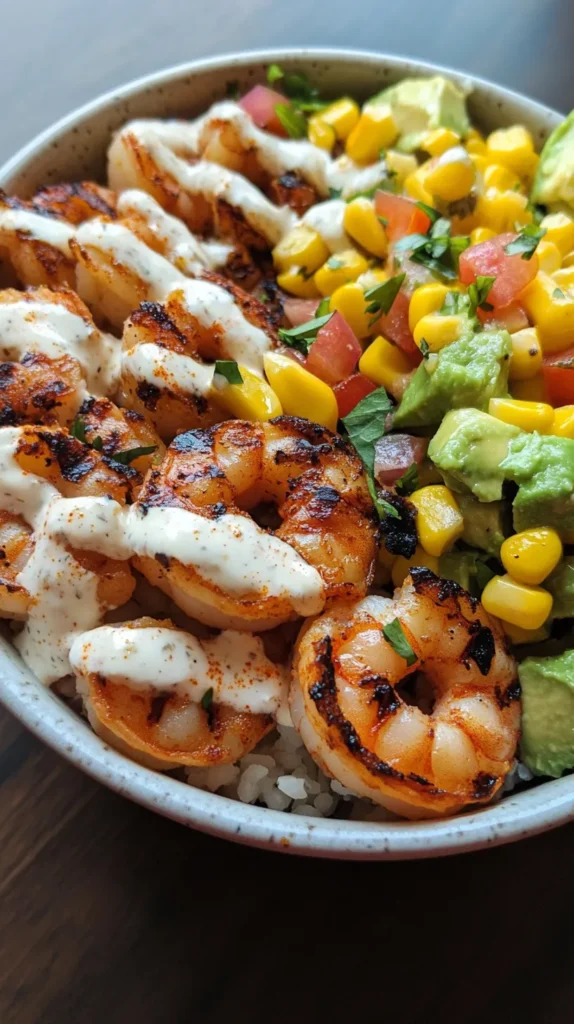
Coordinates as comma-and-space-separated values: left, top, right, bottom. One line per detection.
0, 48, 571, 859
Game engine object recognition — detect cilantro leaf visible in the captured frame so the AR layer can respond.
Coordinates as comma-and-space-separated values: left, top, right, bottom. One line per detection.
553, 286, 566, 299
504, 224, 546, 260
278, 312, 333, 355
367, 474, 400, 520
382, 618, 417, 666
329, 187, 342, 200
416, 200, 441, 224
315, 297, 331, 317
467, 274, 496, 313
395, 462, 419, 495
214, 360, 243, 385
342, 386, 392, 475
394, 226, 470, 281
440, 290, 471, 316
91, 435, 103, 452
274, 104, 307, 139
200, 687, 214, 711
225, 80, 240, 100
364, 272, 405, 325
267, 63, 283, 85
70, 416, 87, 443
419, 338, 430, 359
111, 445, 158, 465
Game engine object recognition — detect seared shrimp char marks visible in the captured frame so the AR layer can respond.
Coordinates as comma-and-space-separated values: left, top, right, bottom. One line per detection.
69, 617, 286, 768
291, 568, 520, 819
0, 352, 84, 428
0, 509, 33, 617
131, 417, 377, 631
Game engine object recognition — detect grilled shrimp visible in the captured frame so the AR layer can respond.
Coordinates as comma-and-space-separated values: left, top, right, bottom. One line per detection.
291, 567, 521, 819
119, 276, 278, 440
130, 416, 378, 631
0, 510, 34, 617
0, 352, 85, 427
69, 617, 287, 769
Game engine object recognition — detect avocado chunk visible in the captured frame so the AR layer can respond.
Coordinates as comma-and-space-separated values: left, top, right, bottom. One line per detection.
394, 330, 512, 429
500, 432, 574, 532
546, 556, 574, 618
427, 408, 520, 502
531, 110, 574, 210
519, 650, 574, 776
371, 75, 471, 152
457, 493, 506, 556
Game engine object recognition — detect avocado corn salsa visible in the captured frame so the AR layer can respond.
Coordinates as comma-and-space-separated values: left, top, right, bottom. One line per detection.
2, 64, 574, 822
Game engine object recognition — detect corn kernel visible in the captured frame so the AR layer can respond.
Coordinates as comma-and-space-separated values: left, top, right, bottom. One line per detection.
409, 485, 464, 557
509, 327, 543, 381
483, 162, 522, 192
521, 271, 574, 353
263, 352, 338, 431
561, 249, 574, 268
273, 225, 329, 274
421, 127, 460, 157
330, 282, 372, 339
319, 98, 360, 141
404, 164, 434, 206
486, 125, 537, 178
211, 365, 282, 422
552, 405, 574, 439
391, 546, 440, 588
425, 147, 475, 202
470, 226, 496, 245
413, 312, 466, 353
475, 188, 532, 233
482, 574, 553, 630
276, 266, 320, 298
489, 397, 554, 433
469, 153, 490, 176
465, 128, 487, 156
385, 150, 418, 184
357, 267, 388, 290
345, 103, 398, 164
343, 198, 388, 258
314, 249, 369, 296
358, 335, 412, 392
501, 527, 563, 585
540, 211, 574, 257
536, 239, 562, 275
502, 621, 550, 645
553, 266, 574, 290
308, 116, 336, 151
510, 375, 548, 402
408, 283, 450, 332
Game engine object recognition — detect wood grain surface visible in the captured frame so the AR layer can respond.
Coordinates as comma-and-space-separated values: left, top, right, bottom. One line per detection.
2, 3, 574, 1022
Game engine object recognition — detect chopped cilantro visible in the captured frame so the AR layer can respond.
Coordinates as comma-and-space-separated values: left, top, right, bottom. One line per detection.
553, 286, 566, 299
395, 462, 419, 495
200, 687, 214, 712
419, 338, 430, 359
267, 63, 283, 85
274, 104, 307, 139
91, 436, 103, 452
382, 618, 417, 666
467, 275, 496, 313
415, 200, 441, 224
316, 297, 331, 317
329, 187, 342, 200
367, 474, 400, 520
214, 360, 243, 385
70, 416, 87, 443
278, 312, 333, 355
504, 224, 546, 260
364, 272, 405, 325
111, 445, 157, 466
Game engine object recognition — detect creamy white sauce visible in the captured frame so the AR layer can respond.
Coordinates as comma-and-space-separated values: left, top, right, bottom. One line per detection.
45, 495, 131, 561
176, 278, 271, 370
0, 427, 58, 524
0, 207, 75, 253
0, 298, 119, 396
69, 623, 287, 716
74, 219, 184, 300
300, 199, 350, 253
117, 190, 232, 275
122, 342, 214, 397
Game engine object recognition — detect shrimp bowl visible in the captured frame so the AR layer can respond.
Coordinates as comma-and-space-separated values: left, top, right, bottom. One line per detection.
1, 50, 574, 859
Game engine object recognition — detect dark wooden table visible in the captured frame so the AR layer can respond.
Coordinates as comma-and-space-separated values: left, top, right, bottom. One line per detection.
2, 3, 574, 1021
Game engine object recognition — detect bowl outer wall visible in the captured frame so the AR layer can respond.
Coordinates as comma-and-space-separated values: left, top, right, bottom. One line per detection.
0, 48, 570, 860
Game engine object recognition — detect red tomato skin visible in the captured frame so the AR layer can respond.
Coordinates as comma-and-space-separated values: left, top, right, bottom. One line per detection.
333, 374, 377, 417
374, 192, 431, 243
541, 348, 574, 406
373, 291, 422, 362
282, 297, 320, 327
306, 312, 362, 385
239, 85, 289, 136
459, 233, 539, 308
373, 434, 429, 486
477, 302, 529, 333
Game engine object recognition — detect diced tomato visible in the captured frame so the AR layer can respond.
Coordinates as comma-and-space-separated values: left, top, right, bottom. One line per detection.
239, 85, 289, 137
306, 312, 362, 385
333, 373, 377, 417
282, 296, 320, 327
373, 290, 422, 362
374, 192, 432, 244
477, 302, 529, 333
459, 233, 539, 309
374, 434, 429, 487
543, 347, 574, 406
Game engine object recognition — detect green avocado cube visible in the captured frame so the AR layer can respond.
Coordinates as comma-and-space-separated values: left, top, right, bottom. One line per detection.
500, 432, 574, 532
531, 109, 574, 210
428, 408, 520, 502
546, 557, 574, 618
520, 651, 574, 777
370, 75, 471, 152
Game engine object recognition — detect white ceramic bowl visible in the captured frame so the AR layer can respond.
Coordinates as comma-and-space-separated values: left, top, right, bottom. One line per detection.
1, 49, 571, 859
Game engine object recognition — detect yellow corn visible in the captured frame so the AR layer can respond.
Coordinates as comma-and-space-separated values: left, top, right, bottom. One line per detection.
319, 98, 360, 141
345, 103, 398, 163
501, 527, 563, 586
535, 239, 562, 275
356, 267, 389, 290
509, 327, 543, 381
330, 282, 372, 339
314, 249, 369, 296
475, 188, 532, 233
521, 271, 574, 353
489, 397, 554, 433
469, 153, 490, 176
486, 125, 538, 178
421, 127, 460, 157
391, 546, 440, 588
483, 162, 522, 192
308, 116, 336, 151
343, 198, 388, 258
502, 621, 550, 645
470, 226, 496, 245
413, 312, 466, 354
409, 485, 464, 557
553, 266, 574, 290
424, 148, 475, 202
408, 283, 450, 332
385, 150, 418, 184
273, 225, 329, 274
552, 405, 574, 439
263, 352, 338, 431
481, 574, 553, 630
358, 335, 412, 392
465, 128, 487, 156
404, 164, 434, 206
561, 249, 574, 268
510, 375, 548, 402
211, 365, 282, 422
276, 266, 320, 298
540, 211, 574, 257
